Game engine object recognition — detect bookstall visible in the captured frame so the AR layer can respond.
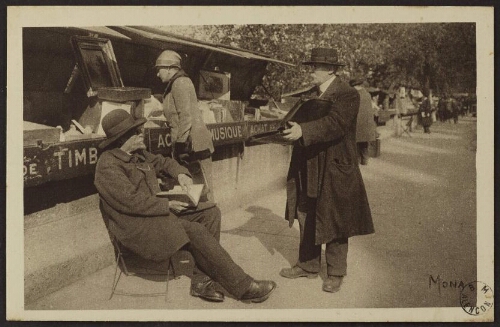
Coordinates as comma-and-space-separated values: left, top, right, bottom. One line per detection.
23, 26, 294, 189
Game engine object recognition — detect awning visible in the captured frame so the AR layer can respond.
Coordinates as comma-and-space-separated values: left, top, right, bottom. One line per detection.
61, 26, 133, 41
107, 26, 295, 67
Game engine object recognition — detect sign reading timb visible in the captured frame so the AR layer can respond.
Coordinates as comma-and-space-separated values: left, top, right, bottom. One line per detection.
23, 139, 104, 188
23, 128, 172, 188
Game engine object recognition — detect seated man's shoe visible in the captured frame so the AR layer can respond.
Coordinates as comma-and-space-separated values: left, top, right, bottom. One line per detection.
190, 278, 225, 302
322, 276, 343, 293
280, 266, 318, 279
240, 280, 277, 303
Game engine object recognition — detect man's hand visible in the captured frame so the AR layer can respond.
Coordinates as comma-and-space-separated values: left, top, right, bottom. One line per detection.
169, 200, 189, 213
178, 174, 193, 192
121, 134, 147, 154
282, 121, 303, 141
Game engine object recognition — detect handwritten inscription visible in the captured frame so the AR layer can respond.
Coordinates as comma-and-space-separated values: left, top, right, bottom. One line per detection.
429, 275, 466, 294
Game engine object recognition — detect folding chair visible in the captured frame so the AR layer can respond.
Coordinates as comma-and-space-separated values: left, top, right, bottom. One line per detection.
99, 198, 179, 301
109, 235, 178, 301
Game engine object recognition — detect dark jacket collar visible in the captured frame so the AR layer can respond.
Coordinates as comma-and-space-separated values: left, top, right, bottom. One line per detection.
321, 76, 344, 97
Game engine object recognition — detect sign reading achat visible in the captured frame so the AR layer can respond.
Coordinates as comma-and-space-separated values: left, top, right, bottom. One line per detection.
247, 120, 282, 137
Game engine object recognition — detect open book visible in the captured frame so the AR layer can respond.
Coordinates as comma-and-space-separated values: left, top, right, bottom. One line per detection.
156, 184, 204, 208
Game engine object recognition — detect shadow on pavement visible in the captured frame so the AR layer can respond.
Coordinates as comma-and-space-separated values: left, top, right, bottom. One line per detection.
222, 205, 299, 267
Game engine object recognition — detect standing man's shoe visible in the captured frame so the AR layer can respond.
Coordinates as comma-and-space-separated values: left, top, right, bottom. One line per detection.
280, 266, 318, 279
322, 276, 343, 293
240, 280, 277, 303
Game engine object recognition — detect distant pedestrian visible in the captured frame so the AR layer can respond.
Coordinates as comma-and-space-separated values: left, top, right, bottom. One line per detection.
350, 77, 377, 165
451, 97, 460, 124
279, 47, 374, 294
370, 91, 381, 126
419, 89, 433, 133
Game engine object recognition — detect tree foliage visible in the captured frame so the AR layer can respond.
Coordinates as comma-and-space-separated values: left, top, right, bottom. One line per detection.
161, 23, 476, 99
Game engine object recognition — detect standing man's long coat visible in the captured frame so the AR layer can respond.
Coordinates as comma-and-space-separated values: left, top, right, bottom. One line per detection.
285, 77, 374, 244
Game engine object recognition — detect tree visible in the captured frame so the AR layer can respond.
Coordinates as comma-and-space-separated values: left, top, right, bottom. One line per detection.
159, 23, 476, 98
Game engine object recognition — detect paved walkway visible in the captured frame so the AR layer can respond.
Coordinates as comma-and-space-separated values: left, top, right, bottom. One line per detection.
26, 117, 478, 313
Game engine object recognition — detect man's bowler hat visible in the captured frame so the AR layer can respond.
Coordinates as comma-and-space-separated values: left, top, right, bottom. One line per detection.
302, 47, 345, 66
98, 109, 147, 149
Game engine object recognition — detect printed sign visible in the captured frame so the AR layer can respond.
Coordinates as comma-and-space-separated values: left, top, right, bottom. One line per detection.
24, 139, 104, 187
207, 122, 246, 146
145, 127, 173, 156
24, 128, 174, 187
246, 120, 283, 137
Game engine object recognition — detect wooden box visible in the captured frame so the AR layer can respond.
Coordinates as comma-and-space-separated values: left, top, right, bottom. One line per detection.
23, 121, 60, 146
97, 87, 151, 102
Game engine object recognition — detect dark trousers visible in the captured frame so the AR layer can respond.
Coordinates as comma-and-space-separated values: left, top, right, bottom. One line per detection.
178, 206, 253, 298
357, 142, 369, 165
296, 198, 348, 277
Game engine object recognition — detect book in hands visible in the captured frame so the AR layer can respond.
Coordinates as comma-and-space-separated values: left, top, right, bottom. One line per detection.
157, 184, 204, 208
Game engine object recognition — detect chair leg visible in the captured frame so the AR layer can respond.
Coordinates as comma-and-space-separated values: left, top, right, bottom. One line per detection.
165, 261, 170, 302
109, 241, 179, 301
109, 255, 123, 300
165, 257, 177, 302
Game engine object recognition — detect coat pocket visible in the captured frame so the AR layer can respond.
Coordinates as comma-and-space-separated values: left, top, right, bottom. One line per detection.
332, 162, 355, 174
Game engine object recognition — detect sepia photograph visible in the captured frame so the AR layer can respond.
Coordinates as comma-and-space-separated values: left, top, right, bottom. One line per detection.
6, 5, 494, 322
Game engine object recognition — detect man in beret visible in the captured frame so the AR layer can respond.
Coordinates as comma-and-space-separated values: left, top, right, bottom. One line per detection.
95, 109, 276, 303
280, 48, 374, 293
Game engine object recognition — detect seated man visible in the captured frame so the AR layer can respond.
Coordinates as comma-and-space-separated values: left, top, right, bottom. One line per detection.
94, 109, 276, 303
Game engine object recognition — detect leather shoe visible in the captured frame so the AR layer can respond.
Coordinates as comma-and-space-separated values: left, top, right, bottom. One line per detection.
322, 276, 343, 293
240, 280, 277, 303
280, 266, 318, 279
190, 278, 224, 302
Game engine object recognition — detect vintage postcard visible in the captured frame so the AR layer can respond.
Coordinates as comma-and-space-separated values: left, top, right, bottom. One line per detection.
6, 5, 494, 322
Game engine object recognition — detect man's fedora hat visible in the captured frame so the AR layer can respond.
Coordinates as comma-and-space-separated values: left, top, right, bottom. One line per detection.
302, 47, 345, 66
98, 109, 147, 149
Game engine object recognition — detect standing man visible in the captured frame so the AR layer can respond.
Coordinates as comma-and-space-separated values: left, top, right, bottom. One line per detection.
95, 109, 276, 303
350, 76, 377, 165
155, 50, 215, 201
279, 48, 374, 293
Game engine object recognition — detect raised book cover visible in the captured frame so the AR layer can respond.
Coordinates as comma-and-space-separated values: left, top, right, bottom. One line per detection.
248, 98, 333, 145
156, 184, 204, 208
